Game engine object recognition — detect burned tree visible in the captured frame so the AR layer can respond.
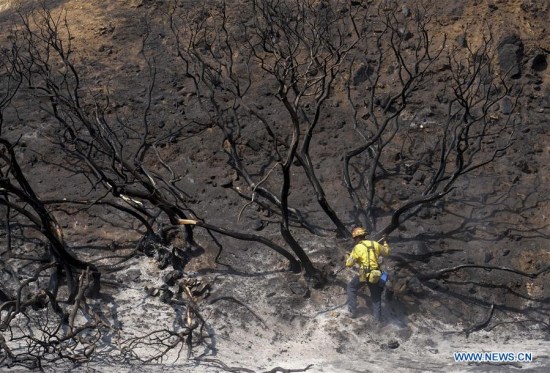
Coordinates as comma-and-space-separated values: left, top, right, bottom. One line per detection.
0, 137, 101, 301
0, 37, 105, 370
1, 6, 302, 367
343, 5, 517, 238
168, 0, 362, 280
8, 0, 522, 286
0, 38, 99, 312
1, 1, 546, 369
168, 0, 518, 269
164, 1, 550, 335
10, 5, 302, 275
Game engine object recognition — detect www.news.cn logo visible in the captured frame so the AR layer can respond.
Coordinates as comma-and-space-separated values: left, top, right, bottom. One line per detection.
454, 352, 533, 363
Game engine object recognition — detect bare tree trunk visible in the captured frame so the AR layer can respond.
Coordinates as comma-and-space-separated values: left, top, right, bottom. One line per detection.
0, 138, 100, 301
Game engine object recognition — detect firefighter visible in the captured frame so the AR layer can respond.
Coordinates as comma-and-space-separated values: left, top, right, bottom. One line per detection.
345, 227, 389, 321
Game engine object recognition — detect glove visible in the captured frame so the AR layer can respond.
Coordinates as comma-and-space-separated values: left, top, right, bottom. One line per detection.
345, 253, 355, 267
382, 239, 390, 256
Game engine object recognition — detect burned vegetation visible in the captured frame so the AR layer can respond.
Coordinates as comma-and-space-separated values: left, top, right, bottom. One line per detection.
0, 0, 549, 371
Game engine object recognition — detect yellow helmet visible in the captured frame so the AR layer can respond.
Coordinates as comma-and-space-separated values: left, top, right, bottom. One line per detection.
352, 227, 367, 238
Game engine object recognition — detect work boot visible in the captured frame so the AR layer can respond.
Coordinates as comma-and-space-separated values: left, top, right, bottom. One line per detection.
342, 308, 356, 319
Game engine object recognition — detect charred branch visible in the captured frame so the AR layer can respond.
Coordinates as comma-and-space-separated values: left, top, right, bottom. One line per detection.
420, 264, 550, 281
177, 219, 300, 272
0, 138, 100, 301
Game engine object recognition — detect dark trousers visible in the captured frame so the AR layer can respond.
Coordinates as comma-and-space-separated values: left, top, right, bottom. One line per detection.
347, 275, 382, 321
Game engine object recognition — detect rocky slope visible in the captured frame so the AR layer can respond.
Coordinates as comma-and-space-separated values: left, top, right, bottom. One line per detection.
0, 0, 549, 371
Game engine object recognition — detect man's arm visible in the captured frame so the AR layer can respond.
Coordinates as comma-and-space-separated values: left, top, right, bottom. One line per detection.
345, 246, 358, 267
346, 253, 355, 267
375, 240, 390, 257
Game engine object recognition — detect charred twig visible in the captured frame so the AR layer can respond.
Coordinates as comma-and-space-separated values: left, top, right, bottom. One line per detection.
0, 333, 14, 360
177, 219, 300, 272
208, 296, 267, 328
237, 162, 280, 223
68, 267, 91, 335
263, 365, 314, 373
486, 318, 550, 332
463, 304, 495, 337
193, 358, 255, 373
420, 264, 550, 280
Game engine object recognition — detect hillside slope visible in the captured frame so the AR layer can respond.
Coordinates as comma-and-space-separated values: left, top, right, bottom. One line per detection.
0, 0, 549, 371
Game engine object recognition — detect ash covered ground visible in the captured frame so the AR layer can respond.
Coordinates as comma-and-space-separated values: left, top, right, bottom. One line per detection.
0, 1, 549, 372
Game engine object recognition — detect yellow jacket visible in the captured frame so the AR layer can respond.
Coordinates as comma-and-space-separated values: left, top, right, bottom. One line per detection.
346, 240, 389, 282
